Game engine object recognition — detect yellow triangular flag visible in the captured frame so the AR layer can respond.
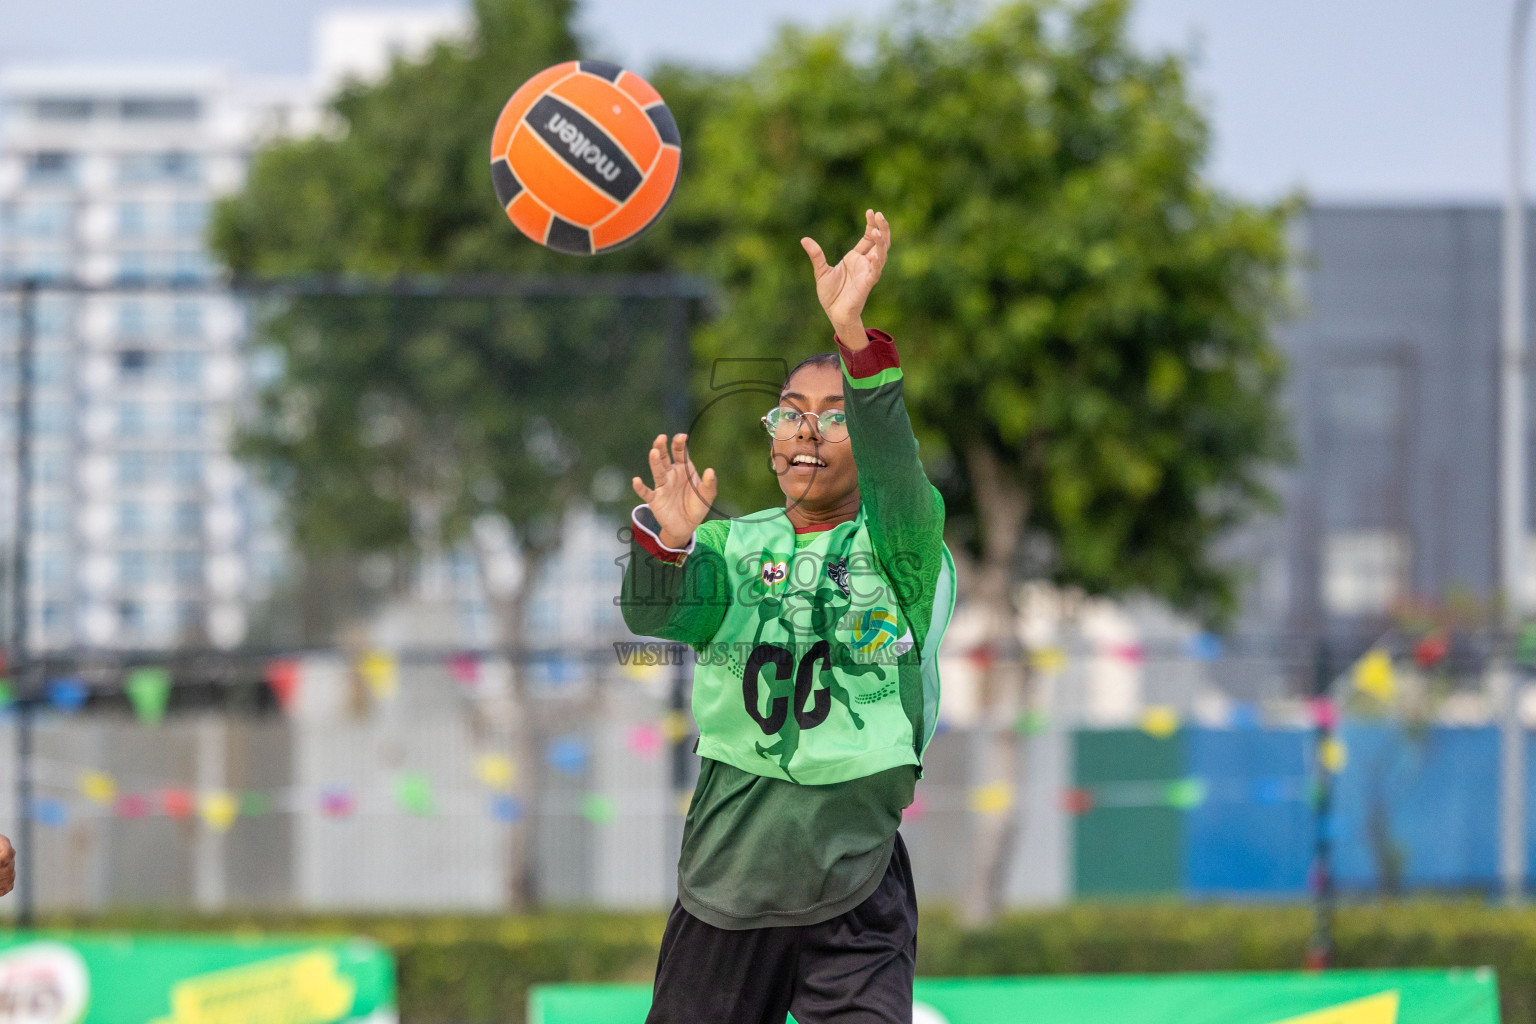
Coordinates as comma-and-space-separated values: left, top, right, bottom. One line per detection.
359, 651, 399, 700
1353, 648, 1395, 702
474, 754, 516, 792
1029, 647, 1067, 674
1267, 990, 1399, 1024
1140, 706, 1180, 739
1320, 736, 1349, 774
198, 791, 239, 833
968, 781, 1014, 816
79, 770, 116, 806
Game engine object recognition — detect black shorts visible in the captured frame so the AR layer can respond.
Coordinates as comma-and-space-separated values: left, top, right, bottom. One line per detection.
645, 832, 917, 1024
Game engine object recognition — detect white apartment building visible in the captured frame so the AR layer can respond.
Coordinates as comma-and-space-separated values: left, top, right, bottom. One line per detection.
0, 65, 320, 652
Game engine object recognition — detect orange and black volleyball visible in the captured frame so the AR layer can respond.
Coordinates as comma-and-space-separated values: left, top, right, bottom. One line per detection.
490, 61, 682, 255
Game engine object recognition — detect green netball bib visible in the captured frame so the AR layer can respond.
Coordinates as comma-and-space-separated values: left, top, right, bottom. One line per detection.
691, 506, 951, 785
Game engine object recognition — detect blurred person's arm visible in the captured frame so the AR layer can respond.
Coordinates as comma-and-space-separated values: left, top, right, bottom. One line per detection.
0, 835, 13, 897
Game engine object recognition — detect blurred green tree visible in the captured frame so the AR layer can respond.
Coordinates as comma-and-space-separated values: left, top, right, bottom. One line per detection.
676, 0, 1295, 921
210, 0, 713, 910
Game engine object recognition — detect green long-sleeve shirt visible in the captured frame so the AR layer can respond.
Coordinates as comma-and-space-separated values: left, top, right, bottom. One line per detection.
620, 329, 950, 928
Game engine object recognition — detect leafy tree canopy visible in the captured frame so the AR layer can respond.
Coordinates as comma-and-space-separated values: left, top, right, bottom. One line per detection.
680, 0, 1294, 622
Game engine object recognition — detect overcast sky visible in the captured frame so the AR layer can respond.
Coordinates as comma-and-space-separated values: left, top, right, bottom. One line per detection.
0, 0, 1520, 203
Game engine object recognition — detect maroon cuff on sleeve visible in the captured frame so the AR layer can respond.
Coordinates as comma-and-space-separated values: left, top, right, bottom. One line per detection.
833, 328, 900, 379
632, 505, 694, 566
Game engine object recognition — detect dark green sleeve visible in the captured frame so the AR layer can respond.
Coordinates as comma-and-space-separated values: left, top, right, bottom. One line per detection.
619, 510, 732, 646
837, 330, 947, 647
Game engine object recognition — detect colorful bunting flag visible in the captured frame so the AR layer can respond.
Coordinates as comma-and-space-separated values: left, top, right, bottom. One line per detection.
448, 652, 481, 687
490, 794, 523, 823
1062, 788, 1095, 815
1320, 736, 1348, 774
1109, 643, 1146, 665
264, 659, 301, 714
394, 772, 435, 816
547, 736, 589, 776
1013, 709, 1050, 735
30, 797, 67, 828
1229, 701, 1261, 730
78, 770, 116, 806
968, 781, 1013, 817
0, 680, 12, 710
661, 710, 690, 744
320, 786, 355, 818
158, 788, 194, 819
1188, 632, 1224, 661
474, 754, 516, 792
199, 791, 239, 833
1519, 623, 1536, 669
1309, 696, 1339, 731
1140, 706, 1180, 739
580, 793, 616, 824
239, 791, 273, 818
1413, 634, 1449, 670
626, 723, 665, 758
1352, 649, 1395, 703
126, 667, 171, 725
1164, 777, 1208, 810
1029, 646, 1067, 674
47, 676, 87, 713
358, 651, 398, 701
902, 792, 928, 823
114, 793, 149, 819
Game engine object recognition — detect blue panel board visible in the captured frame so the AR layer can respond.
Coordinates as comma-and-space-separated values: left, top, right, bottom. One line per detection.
1329, 725, 1498, 892
1182, 727, 1313, 896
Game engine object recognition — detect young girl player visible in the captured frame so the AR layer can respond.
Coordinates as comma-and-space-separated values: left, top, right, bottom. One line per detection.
622, 209, 953, 1024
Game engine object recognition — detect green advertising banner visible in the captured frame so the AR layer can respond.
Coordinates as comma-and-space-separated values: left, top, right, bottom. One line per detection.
0, 932, 396, 1024
530, 969, 1497, 1024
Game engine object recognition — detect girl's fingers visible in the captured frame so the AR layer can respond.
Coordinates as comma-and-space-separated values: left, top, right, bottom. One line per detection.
700, 467, 718, 505
632, 476, 654, 503
671, 433, 688, 466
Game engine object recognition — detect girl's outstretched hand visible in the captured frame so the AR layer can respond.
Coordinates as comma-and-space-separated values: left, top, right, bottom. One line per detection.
800, 209, 890, 342
632, 433, 717, 549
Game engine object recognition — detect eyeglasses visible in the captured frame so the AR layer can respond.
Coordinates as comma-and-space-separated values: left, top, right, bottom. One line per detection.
761, 406, 849, 442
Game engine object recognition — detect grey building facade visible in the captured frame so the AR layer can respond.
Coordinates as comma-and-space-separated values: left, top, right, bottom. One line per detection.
1252, 204, 1519, 647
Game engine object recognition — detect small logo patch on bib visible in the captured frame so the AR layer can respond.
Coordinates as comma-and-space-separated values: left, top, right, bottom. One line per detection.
760, 560, 788, 587
853, 607, 901, 653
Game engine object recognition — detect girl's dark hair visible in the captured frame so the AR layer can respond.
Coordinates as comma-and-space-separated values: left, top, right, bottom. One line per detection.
780, 352, 841, 397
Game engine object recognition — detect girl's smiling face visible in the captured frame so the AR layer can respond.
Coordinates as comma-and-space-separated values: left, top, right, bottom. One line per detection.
771, 362, 858, 512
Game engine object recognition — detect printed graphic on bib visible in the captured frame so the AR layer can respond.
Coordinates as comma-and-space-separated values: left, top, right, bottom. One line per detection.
760, 560, 788, 587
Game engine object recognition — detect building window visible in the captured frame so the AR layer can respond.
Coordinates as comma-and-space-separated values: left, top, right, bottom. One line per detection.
36, 501, 66, 535
39, 551, 67, 585
118, 349, 149, 376
119, 501, 146, 536
34, 452, 64, 484
118, 203, 147, 238
119, 151, 199, 184
172, 202, 208, 238
172, 301, 202, 338
117, 250, 148, 281
31, 402, 67, 437
172, 250, 210, 281
173, 550, 201, 584
174, 501, 202, 533
120, 97, 200, 121
34, 98, 93, 121
119, 551, 149, 586
118, 301, 148, 338
172, 402, 202, 436
26, 152, 76, 183
117, 402, 146, 436
42, 602, 68, 630
1322, 530, 1408, 617
118, 600, 143, 629
172, 452, 202, 486
1, 202, 72, 239
169, 351, 202, 384
118, 451, 147, 486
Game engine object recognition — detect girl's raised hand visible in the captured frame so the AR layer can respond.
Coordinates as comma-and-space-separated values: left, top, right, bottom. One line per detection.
800, 209, 890, 336
632, 433, 717, 549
